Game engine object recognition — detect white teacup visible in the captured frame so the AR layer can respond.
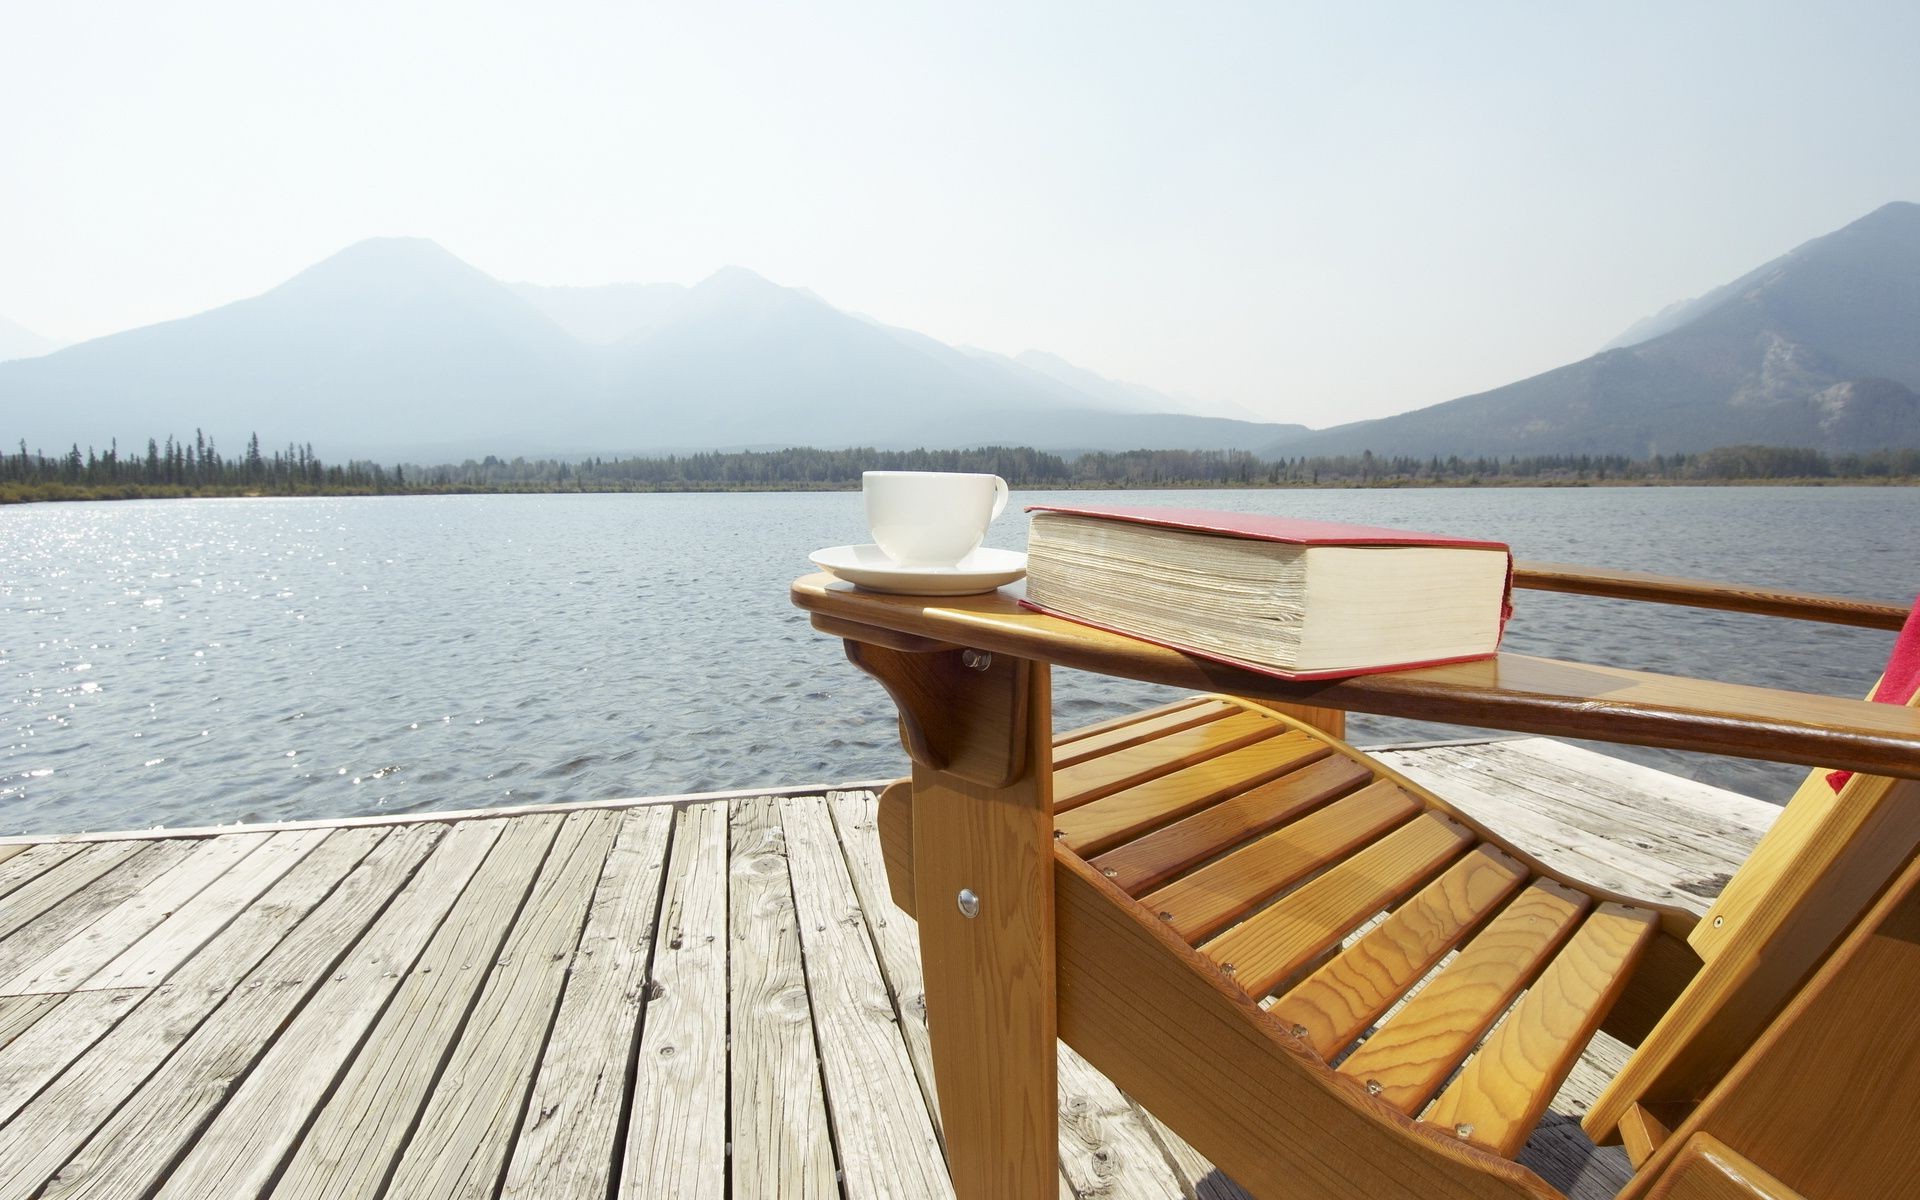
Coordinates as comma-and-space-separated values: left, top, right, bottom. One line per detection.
864, 471, 1009, 567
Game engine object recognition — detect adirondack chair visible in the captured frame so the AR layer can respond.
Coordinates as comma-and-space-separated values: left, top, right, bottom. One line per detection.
794, 564, 1920, 1200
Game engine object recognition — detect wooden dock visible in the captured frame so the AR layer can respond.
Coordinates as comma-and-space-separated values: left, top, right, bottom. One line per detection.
0, 739, 1778, 1200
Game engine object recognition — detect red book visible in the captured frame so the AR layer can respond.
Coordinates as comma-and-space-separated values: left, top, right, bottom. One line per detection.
1020, 505, 1514, 680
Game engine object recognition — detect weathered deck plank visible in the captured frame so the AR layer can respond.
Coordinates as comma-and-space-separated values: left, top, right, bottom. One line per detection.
0, 843, 83, 904
728, 796, 837, 1199
500, 806, 675, 1199
0, 735, 1776, 1200
383, 809, 620, 1200
40, 824, 444, 1200
1378, 739, 1779, 911
153, 820, 504, 1200
828, 789, 1193, 1200
82, 828, 327, 991
620, 801, 728, 1199
270, 813, 561, 1200
0, 842, 148, 943
0, 993, 59, 1053
0, 827, 386, 1196
782, 793, 950, 1199
0, 833, 263, 995
0, 839, 195, 992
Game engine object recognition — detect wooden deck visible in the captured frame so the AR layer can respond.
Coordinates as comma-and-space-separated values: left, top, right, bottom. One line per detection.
0, 740, 1778, 1200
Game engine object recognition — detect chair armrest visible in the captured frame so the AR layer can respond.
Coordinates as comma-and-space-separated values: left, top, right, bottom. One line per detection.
1512, 561, 1909, 630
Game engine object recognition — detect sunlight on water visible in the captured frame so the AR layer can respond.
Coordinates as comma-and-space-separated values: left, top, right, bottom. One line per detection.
1, 489, 1914, 835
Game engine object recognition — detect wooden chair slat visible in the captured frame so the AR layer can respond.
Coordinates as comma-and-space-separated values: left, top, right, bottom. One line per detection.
1053, 711, 1283, 812
1145, 782, 1421, 943
1091, 754, 1369, 895
1270, 845, 1530, 1059
1336, 879, 1591, 1113
1202, 812, 1478, 997
1056, 733, 1329, 857
1426, 901, 1659, 1158
1053, 699, 1239, 766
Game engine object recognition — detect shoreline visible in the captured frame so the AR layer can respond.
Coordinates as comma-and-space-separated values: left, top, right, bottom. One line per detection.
6, 475, 1918, 504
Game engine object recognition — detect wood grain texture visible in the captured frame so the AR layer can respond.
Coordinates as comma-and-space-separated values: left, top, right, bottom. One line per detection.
0, 844, 26, 869
0, 833, 261, 995
0, 840, 193, 993
150, 823, 494, 1200
1053, 849, 1561, 1200
1336, 878, 1590, 1112
0, 827, 388, 1199
1640, 1135, 1804, 1200
792, 575, 1920, 778
1091, 753, 1366, 895
908, 657, 1060, 1200
1272, 845, 1529, 1059
845, 640, 1034, 788
1511, 559, 1909, 630
1428, 901, 1659, 1158
1380, 739, 1774, 919
1625, 853, 1920, 1200
1144, 781, 1421, 943
726, 797, 836, 1200
44, 821, 441, 1198
83, 828, 327, 991
1054, 698, 1236, 766
1054, 711, 1284, 812
0, 988, 145, 1129
1201, 812, 1477, 997
384, 810, 620, 1200
0, 841, 147, 943
270, 814, 560, 1200
782, 794, 949, 1199
1589, 767, 1920, 1140
0, 843, 84, 906
1056, 732, 1329, 857
1691, 689, 1917, 964
621, 802, 728, 1200
0, 992, 57, 1053
1055, 695, 1217, 745
498, 807, 675, 1199
41, 824, 444, 1200
837, 789, 1261, 1200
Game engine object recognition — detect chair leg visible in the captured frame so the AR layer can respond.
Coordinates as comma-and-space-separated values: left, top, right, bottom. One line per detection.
848, 640, 1061, 1198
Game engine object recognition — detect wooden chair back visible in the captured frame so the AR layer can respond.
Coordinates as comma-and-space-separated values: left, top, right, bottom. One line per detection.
1588, 683, 1920, 1144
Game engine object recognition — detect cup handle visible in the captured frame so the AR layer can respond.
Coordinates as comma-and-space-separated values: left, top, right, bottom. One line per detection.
990, 475, 1009, 521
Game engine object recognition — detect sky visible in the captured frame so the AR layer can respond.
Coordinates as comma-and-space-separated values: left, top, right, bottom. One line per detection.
3, 0, 1918, 427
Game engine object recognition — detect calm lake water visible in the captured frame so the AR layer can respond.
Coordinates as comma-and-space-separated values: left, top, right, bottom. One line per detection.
2, 488, 1914, 836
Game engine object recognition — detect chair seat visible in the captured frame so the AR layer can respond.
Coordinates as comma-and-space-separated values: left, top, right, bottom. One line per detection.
1057, 696, 1659, 1159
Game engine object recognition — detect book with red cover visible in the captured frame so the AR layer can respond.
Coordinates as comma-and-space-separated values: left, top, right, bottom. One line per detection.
1021, 499, 1512, 679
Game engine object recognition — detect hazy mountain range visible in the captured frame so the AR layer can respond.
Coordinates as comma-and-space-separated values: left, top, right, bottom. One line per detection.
1259, 201, 1920, 459
0, 243, 1301, 460
0, 316, 61, 364
3, 201, 1916, 461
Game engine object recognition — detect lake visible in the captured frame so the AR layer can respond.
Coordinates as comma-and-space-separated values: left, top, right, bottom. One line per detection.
2, 487, 1913, 836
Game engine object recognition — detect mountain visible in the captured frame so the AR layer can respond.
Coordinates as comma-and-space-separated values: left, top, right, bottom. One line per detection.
1264, 202, 1920, 459
1, 242, 1300, 459
1013, 349, 1272, 422
1, 239, 595, 458
507, 280, 687, 343
0, 316, 60, 363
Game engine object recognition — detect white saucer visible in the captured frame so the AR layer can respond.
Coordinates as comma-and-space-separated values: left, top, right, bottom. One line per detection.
809, 544, 1028, 596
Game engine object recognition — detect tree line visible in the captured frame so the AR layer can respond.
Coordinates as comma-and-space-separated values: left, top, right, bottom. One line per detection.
5, 433, 1917, 503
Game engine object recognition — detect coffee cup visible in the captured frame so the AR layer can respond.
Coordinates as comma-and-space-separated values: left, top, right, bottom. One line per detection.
864, 471, 1009, 567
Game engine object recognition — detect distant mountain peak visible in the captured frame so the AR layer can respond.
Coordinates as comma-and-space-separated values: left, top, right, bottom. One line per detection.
0, 236, 1301, 459
0, 314, 63, 364
1269, 199, 1920, 460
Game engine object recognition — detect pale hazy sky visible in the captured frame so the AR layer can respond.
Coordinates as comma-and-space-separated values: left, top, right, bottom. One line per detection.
3, 0, 1917, 425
